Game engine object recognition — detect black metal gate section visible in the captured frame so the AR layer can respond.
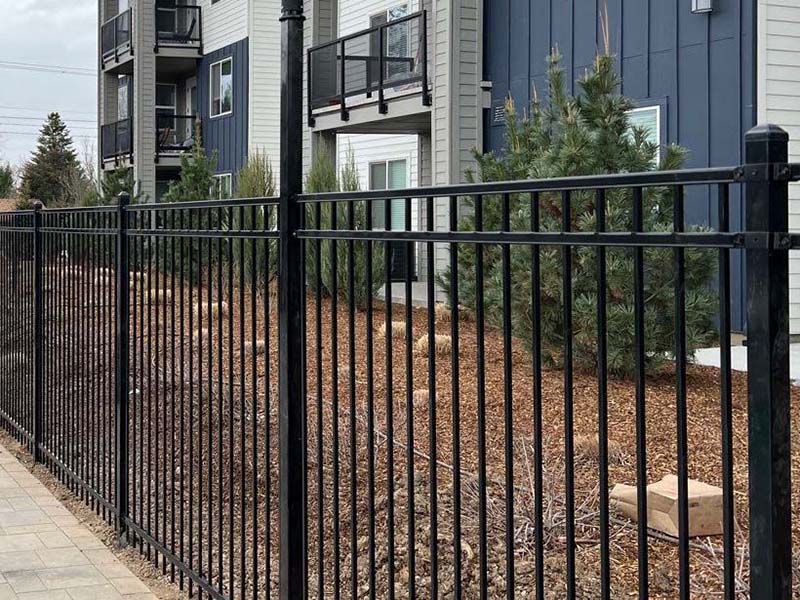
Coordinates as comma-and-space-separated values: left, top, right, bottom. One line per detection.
0, 3, 797, 599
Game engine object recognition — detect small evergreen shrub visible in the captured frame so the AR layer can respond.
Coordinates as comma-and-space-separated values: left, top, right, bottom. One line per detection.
438, 50, 716, 377
305, 146, 384, 309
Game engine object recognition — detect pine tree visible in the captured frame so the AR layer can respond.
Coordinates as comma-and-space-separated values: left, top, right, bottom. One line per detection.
305, 146, 385, 308
18, 113, 83, 207
0, 163, 13, 198
234, 150, 278, 286
89, 168, 140, 206
439, 50, 717, 377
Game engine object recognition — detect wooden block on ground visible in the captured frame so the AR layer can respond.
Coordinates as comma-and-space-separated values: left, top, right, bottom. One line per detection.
610, 474, 723, 538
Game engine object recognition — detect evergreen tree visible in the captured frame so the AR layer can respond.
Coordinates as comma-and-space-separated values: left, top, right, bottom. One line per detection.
163, 121, 219, 204
439, 50, 716, 377
90, 168, 140, 206
0, 163, 13, 198
234, 150, 278, 285
305, 147, 385, 308
18, 113, 83, 207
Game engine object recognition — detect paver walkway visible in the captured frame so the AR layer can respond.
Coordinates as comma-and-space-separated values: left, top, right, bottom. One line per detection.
0, 443, 157, 599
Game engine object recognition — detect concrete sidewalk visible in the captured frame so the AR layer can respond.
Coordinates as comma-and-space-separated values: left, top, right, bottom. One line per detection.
0, 443, 157, 600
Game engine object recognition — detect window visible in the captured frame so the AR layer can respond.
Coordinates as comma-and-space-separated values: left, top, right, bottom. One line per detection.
117, 76, 130, 120
627, 105, 661, 159
210, 58, 233, 117
370, 4, 410, 83
214, 174, 232, 199
369, 159, 407, 230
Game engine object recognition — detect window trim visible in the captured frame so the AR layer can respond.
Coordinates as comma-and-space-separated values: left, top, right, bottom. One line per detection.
210, 57, 234, 119
368, 157, 411, 231
627, 103, 662, 162
214, 173, 233, 199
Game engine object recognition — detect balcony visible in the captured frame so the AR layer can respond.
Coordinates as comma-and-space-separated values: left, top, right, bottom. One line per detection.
156, 114, 197, 166
101, 118, 133, 165
101, 9, 133, 72
308, 10, 431, 133
155, 3, 202, 62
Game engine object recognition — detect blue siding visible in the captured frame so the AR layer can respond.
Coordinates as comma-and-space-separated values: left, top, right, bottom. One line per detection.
198, 38, 249, 184
483, 0, 756, 330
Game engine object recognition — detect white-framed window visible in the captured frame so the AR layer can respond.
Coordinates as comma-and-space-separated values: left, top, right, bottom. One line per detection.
210, 57, 233, 118
370, 4, 410, 83
369, 159, 408, 230
214, 173, 232, 199
627, 105, 661, 160
155, 83, 177, 147
156, 0, 177, 35
117, 76, 130, 120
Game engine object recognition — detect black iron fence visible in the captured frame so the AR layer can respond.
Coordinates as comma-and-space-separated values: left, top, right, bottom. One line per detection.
0, 126, 797, 599
308, 9, 430, 124
101, 8, 133, 62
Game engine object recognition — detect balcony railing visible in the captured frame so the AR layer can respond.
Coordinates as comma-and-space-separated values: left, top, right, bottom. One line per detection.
308, 10, 430, 124
155, 4, 202, 51
156, 114, 197, 154
101, 9, 133, 62
101, 118, 133, 160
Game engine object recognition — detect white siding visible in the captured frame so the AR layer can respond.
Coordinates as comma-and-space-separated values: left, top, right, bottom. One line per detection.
759, 0, 800, 333
248, 0, 282, 188
336, 133, 420, 227
199, 0, 248, 54
337, 0, 421, 229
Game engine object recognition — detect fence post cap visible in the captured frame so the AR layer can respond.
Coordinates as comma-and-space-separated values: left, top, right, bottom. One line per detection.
117, 191, 131, 206
745, 123, 789, 143
32, 200, 43, 211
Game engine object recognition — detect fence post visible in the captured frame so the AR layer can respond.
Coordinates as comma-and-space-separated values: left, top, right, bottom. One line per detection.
744, 124, 792, 599
32, 201, 43, 463
114, 191, 130, 543
279, 1, 306, 599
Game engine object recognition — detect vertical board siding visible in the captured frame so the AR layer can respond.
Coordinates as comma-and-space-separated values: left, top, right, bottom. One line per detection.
198, 38, 250, 181
760, 0, 800, 333
484, 0, 755, 330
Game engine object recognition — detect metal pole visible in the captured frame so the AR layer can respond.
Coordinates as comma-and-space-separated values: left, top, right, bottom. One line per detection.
32, 201, 43, 463
744, 124, 792, 600
279, 1, 306, 598
114, 191, 131, 543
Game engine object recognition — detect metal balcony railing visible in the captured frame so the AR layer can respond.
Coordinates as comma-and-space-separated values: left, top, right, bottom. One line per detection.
155, 114, 197, 154
101, 9, 133, 62
155, 3, 202, 51
101, 118, 133, 160
307, 9, 430, 124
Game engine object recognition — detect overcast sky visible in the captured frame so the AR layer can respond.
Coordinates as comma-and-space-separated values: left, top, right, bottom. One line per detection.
0, 0, 97, 169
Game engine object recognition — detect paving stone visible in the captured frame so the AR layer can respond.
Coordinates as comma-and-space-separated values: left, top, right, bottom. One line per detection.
108, 576, 150, 595
0, 549, 45, 572
37, 565, 107, 589
36, 547, 90, 568
66, 583, 124, 599
0, 444, 154, 599
4, 571, 46, 593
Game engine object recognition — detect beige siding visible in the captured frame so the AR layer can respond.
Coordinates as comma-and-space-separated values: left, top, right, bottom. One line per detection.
759, 0, 800, 333
198, 0, 248, 54
134, 0, 157, 202
248, 0, 282, 188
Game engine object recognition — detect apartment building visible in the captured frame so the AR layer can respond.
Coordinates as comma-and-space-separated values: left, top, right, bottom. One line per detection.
100, 0, 800, 330
98, 0, 282, 202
